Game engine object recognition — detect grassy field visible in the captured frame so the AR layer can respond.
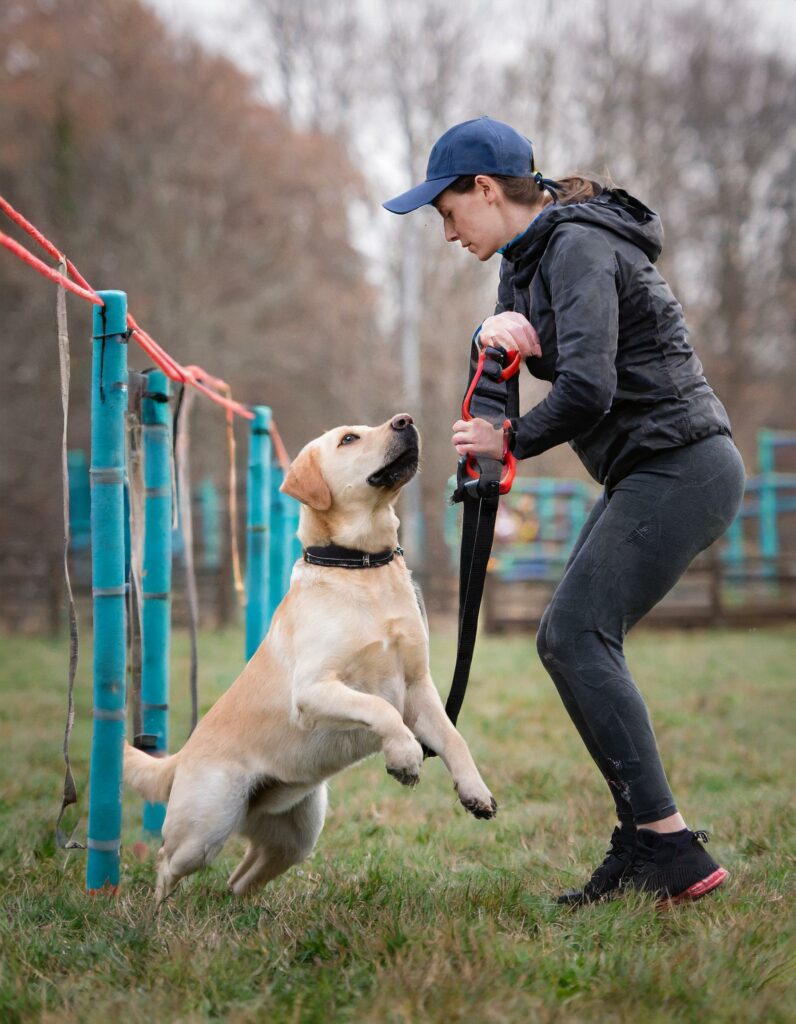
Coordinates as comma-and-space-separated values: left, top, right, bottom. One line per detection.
0, 623, 794, 1023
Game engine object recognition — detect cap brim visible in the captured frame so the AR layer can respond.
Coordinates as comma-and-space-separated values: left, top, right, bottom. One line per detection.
382, 175, 459, 214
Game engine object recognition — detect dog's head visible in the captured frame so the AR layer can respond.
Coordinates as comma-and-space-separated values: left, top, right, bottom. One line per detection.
280, 414, 419, 512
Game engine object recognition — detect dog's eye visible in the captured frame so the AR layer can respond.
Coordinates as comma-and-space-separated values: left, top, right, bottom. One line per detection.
338, 433, 360, 447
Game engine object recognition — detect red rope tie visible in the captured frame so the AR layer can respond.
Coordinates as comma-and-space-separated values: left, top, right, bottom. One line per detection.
0, 195, 65, 263
0, 193, 255, 421
0, 231, 103, 305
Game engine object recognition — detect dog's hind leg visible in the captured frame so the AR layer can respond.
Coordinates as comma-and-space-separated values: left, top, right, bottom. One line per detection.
155, 767, 248, 904
154, 845, 183, 904
231, 784, 328, 896
227, 843, 260, 890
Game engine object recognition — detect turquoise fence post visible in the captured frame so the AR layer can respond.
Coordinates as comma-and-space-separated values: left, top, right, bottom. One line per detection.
723, 513, 745, 575
290, 506, 303, 567
67, 450, 91, 550
758, 429, 777, 579
282, 492, 300, 593
199, 478, 221, 570
268, 467, 286, 619
140, 369, 172, 836
245, 406, 272, 660
87, 290, 128, 894
569, 484, 588, 546
444, 474, 461, 570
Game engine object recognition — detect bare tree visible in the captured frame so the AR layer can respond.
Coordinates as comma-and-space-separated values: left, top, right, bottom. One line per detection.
0, 0, 379, 597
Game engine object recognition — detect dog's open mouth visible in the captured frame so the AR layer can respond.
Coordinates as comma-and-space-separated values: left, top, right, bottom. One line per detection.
367, 444, 419, 489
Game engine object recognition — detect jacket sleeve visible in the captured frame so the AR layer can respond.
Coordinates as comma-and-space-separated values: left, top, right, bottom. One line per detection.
510, 226, 619, 459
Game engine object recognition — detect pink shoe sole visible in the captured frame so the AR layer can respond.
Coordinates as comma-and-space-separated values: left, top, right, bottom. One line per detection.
664, 867, 729, 905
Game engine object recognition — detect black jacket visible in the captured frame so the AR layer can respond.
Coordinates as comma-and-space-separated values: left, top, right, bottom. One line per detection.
497, 189, 732, 489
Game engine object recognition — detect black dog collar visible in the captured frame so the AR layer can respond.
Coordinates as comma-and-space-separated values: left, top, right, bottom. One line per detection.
303, 544, 404, 569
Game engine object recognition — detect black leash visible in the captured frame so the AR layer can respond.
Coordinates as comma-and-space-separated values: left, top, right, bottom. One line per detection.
427, 330, 520, 756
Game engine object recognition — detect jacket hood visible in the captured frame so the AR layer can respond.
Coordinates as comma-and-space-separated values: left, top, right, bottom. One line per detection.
502, 188, 663, 275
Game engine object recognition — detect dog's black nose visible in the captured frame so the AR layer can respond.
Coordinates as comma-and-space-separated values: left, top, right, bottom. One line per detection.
391, 414, 414, 431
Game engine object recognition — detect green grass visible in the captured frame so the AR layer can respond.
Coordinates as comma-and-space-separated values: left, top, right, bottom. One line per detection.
0, 624, 794, 1023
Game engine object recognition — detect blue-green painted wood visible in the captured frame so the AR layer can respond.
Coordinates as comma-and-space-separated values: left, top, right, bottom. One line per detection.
198, 478, 221, 570
758, 429, 778, 572
67, 450, 91, 550
245, 406, 272, 660
141, 369, 172, 835
268, 467, 286, 619
87, 290, 128, 893
724, 514, 745, 571
282, 492, 301, 593
290, 507, 303, 568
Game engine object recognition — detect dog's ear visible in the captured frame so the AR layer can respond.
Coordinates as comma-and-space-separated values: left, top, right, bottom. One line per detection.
280, 446, 332, 511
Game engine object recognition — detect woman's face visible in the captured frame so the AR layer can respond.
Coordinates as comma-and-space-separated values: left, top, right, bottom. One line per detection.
435, 177, 509, 261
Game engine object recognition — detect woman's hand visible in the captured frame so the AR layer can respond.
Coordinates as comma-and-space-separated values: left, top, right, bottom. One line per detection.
479, 311, 541, 358
452, 417, 504, 460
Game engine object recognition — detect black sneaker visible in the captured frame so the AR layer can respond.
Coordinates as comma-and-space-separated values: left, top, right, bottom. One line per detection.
556, 823, 637, 906
627, 827, 729, 904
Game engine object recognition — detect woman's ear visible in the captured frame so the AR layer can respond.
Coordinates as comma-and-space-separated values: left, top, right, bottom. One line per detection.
474, 174, 498, 204
280, 446, 332, 511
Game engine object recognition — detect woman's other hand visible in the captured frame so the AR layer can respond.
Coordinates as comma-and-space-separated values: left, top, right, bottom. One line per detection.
452, 417, 504, 460
479, 311, 541, 358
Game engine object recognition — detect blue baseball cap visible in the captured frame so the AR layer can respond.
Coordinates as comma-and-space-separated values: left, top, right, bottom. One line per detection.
383, 116, 535, 215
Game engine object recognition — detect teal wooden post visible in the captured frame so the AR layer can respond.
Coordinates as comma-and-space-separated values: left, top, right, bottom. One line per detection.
245, 406, 272, 660
67, 450, 91, 549
269, 467, 286, 619
444, 474, 461, 570
198, 478, 221, 570
87, 290, 128, 893
538, 479, 556, 541
758, 429, 777, 578
569, 485, 588, 546
282, 491, 300, 594
290, 508, 303, 567
140, 369, 172, 836
724, 513, 744, 574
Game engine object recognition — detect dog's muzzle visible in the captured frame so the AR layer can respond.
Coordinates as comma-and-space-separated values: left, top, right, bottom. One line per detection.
367, 416, 419, 489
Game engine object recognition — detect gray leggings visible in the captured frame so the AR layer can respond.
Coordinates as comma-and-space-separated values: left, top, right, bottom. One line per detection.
536, 434, 746, 825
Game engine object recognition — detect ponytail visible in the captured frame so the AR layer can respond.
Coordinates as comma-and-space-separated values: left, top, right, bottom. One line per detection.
439, 172, 614, 208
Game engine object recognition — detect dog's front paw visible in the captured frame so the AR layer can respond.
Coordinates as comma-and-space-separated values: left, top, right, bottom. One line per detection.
386, 764, 421, 787
384, 735, 424, 788
457, 785, 498, 820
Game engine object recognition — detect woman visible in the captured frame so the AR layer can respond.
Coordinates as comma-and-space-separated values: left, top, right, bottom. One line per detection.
384, 116, 745, 905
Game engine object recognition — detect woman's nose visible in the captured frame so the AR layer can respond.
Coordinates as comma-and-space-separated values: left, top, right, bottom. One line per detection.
391, 414, 414, 431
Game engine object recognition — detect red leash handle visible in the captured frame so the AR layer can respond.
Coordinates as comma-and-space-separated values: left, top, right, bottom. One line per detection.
462, 346, 520, 494
461, 347, 521, 422
464, 446, 517, 494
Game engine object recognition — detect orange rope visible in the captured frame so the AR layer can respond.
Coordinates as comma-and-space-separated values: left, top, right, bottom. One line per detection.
269, 420, 291, 474
1, 190, 296, 607
0, 230, 102, 305
0, 194, 252, 420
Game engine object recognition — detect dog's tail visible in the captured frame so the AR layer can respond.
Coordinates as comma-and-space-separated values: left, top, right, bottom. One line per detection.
123, 743, 180, 804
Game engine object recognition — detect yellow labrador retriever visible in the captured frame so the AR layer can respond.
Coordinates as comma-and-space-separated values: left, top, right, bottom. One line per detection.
124, 414, 496, 902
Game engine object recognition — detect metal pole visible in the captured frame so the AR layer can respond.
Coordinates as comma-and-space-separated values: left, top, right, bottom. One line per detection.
245, 406, 272, 660
140, 369, 172, 836
87, 290, 128, 893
